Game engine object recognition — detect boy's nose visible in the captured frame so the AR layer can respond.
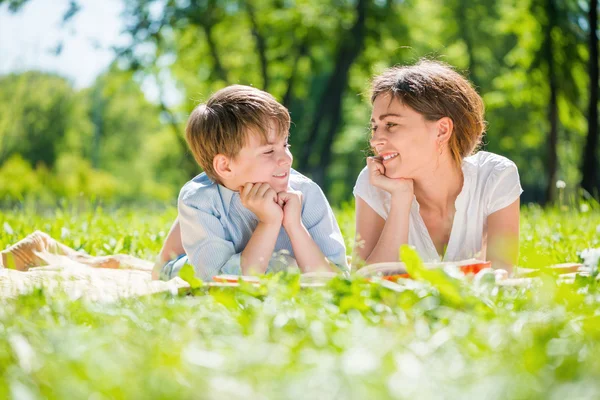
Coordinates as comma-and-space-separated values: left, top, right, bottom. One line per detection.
278, 152, 292, 166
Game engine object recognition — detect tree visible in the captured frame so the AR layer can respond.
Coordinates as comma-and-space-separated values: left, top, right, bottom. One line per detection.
0, 72, 92, 168
491, 0, 588, 203
581, 0, 600, 199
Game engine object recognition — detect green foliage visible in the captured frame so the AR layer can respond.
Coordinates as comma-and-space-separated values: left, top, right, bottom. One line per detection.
178, 263, 203, 289
0, 68, 185, 205
2, 0, 600, 205
0, 72, 92, 168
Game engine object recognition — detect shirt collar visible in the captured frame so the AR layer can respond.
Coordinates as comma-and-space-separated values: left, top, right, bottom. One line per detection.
217, 183, 237, 216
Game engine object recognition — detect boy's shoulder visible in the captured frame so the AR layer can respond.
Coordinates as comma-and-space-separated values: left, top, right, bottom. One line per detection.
178, 172, 219, 204
288, 169, 321, 192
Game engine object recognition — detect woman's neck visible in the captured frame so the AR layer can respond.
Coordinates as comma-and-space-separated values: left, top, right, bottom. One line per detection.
412, 157, 464, 215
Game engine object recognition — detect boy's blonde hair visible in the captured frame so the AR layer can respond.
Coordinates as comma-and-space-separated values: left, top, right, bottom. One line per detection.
185, 85, 291, 181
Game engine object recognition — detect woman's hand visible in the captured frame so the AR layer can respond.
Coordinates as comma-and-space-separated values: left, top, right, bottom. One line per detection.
367, 157, 414, 201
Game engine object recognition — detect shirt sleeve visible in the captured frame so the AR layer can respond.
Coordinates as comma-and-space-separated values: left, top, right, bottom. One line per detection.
352, 166, 388, 219
486, 160, 524, 215
302, 182, 349, 272
178, 194, 242, 281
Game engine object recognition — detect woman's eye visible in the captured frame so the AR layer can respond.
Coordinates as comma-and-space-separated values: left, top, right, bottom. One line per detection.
386, 122, 397, 128
264, 150, 274, 155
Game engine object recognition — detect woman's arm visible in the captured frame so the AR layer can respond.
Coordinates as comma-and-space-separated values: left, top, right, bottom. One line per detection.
354, 196, 411, 266
486, 198, 520, 274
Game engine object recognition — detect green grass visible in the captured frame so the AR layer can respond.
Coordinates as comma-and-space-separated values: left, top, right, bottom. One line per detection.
0, 204, 599, 399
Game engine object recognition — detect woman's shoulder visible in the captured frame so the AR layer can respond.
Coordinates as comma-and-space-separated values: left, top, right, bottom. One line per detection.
353, 165, 375, 195
464, 151, 517, 171
464, 152, 523, 213
353, 165, 391, 219
463, 151, 519, 182
355, 165, 370, 183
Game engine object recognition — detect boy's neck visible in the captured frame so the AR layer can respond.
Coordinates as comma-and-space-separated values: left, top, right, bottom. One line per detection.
218, 178, 240, 192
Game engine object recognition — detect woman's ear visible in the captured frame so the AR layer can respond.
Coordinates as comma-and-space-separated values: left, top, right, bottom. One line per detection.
213, 154, 235, 181
437, 117, 454, 144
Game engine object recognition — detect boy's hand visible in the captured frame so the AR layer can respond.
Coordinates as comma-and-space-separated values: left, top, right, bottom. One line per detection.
240, 183, 283, 225
277, 190, 303, 230
367, 157, 414, 201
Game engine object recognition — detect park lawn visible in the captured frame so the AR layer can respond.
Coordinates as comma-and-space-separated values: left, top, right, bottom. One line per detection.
0, 204, 599, 399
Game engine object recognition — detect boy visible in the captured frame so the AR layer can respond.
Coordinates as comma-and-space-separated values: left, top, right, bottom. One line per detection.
159, 85, 347, 281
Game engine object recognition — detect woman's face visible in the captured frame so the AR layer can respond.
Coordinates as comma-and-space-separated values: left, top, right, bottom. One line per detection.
369, 93, 440, 179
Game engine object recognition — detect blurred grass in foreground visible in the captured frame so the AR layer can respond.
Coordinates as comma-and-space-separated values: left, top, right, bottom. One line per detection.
0, 204, 599, 399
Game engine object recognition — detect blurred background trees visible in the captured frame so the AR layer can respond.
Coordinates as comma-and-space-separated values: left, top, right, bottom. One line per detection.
0, 0, 598, 206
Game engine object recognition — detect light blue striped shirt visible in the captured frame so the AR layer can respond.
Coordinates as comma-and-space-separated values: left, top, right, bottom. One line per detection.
161, 169, 348, 281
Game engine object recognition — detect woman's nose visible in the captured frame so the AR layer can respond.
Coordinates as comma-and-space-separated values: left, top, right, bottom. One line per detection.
369, 130, 385, 148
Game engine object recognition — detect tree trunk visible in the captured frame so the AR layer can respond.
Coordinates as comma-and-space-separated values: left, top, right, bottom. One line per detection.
158, 101, 197, 178
581, 0, 599, 198
544, 0, 559, 204
455, 2, 480, 90
198, 0, 228, 83
91, 84, 104, 169
282, 39, 308, 109
297, 0, 368, 185
245, 1, 269, 91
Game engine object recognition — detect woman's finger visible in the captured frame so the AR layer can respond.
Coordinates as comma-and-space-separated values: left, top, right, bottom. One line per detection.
367, 157, 384, 176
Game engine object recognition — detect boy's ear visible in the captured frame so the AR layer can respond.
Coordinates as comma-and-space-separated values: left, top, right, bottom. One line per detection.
436, 117, 454, 144
213, 154, 235, 180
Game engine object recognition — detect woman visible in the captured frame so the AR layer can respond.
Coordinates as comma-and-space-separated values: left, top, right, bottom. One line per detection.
353, 60, 522, 272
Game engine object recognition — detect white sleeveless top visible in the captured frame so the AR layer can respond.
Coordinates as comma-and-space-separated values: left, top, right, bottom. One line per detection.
353, 151, 523, 262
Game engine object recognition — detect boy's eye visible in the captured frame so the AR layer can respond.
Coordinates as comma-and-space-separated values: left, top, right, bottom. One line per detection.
386, 122, 397, 128
264, 150, 274, 155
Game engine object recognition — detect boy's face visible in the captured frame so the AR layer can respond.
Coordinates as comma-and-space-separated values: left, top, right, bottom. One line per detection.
228, 126, 292, 193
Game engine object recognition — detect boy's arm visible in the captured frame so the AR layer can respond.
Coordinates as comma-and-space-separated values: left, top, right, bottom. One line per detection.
279, 184, 347, 273
238, 182, 283, 274
239, 222, 281, 275
283, 217, 338, 273
177, 198, 243, 281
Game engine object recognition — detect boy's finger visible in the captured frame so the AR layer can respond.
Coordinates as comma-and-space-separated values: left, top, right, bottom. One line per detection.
277, 197, 285, 207
248, 182, 262, 198
240, 183, 254, 199
264, 188, 278, 202
256, 183, 272, 198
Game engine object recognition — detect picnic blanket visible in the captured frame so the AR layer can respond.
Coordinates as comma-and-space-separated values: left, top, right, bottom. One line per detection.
0, 254, 188, 301
0, 254, 590, 302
